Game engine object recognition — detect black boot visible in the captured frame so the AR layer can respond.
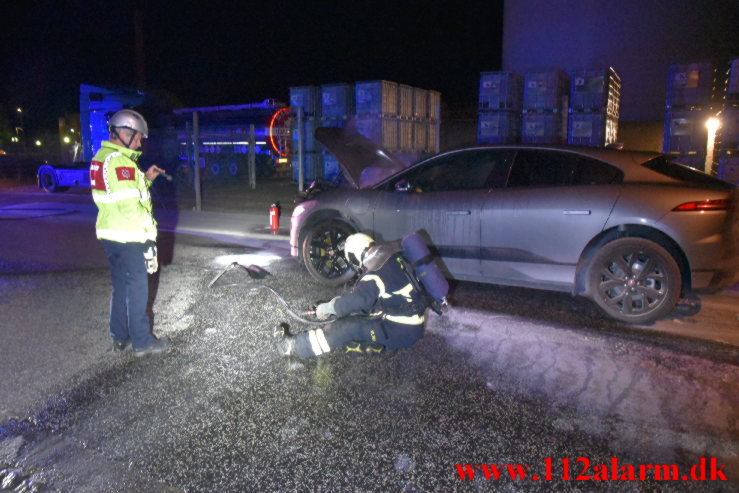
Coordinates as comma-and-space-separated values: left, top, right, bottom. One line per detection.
274, 322, 295, 357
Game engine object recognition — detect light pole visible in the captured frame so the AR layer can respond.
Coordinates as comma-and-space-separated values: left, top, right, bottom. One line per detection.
705, 117, 720, 175
16, 108, 25, 152
16, 108, 23, 134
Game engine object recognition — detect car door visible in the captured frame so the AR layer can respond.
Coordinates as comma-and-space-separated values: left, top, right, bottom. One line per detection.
481, 149, 623, 290
372, 149, 514, 280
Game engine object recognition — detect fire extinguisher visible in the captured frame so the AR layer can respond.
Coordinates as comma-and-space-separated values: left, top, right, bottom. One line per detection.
269, 202, 280, 230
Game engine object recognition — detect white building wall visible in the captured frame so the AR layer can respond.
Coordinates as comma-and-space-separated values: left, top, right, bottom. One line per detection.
502, 0, 736, 121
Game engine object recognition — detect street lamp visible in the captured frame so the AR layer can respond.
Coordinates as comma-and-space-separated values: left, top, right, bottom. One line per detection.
63, 136, 71, 143
705, 117, 720, 174
35, 140, 42, 147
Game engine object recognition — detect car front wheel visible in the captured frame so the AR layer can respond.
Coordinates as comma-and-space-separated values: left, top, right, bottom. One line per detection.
586, 238, 681, 324
301, 219, 357, 286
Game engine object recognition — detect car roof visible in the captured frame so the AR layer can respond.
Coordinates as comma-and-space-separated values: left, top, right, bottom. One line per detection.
404, 144, 665, 183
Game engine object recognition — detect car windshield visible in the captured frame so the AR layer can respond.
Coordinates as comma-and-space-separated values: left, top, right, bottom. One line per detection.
642, 156, 734, 190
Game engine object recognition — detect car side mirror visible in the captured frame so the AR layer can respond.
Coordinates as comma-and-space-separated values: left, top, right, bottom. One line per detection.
395, 179, 412, 192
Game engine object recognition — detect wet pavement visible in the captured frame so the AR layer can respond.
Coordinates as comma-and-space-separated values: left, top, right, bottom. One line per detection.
0, 239, 736, 491
1, 183, 738, 491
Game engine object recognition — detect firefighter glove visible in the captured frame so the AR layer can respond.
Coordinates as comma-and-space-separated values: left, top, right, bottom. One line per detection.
315, 297, 339, 320
143, 240, 158, 274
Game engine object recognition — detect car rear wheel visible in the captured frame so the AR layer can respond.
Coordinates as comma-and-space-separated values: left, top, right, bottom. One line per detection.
301, 219, 357, 286
587, 237, 681, 324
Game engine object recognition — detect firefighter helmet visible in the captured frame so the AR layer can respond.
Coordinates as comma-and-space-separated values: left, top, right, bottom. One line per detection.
344, 233, 374, 269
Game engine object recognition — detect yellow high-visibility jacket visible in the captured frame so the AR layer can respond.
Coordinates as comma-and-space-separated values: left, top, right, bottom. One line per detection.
90, 140, 156, 243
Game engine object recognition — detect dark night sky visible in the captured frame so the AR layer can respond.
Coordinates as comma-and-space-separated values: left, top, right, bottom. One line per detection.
1, 1, 504, 133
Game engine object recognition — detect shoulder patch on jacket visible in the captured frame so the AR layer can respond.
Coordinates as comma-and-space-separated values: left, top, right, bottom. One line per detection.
116, 167, 136, 181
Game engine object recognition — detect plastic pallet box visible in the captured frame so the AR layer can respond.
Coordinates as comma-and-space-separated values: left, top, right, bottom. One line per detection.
717, 153, 739, 184
522, 111, 566, 145
666, 61, 717, 108
355, 80, 399, 117
663, 109, 712, 154
727, 58, 739, 98
292, 152, 323, 183
320, 83, 355, 119
317, 117, 348, 130
290, 117, 320, 153
570, 67, 621, 117
567, 112, 618, 147
289, 86, 321, 117
523, 71, 570, 111
479, 71, 523, 111
322, 152, 342, 182
719, 106, 739, 149
354, 115, 399, 151
478, 110, 521, 144
669, 152, 707, 173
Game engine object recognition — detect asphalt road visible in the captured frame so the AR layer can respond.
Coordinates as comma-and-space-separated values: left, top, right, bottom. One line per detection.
1, 186, 738, 492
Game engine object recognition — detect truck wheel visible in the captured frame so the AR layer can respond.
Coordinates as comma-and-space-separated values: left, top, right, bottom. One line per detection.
586, 237, 681, 324
301, 219, 356, 286
39, 168, 67, 193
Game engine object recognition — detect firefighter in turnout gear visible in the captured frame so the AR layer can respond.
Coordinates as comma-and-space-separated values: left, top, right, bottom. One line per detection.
277, 233, 428, 358
90, 109, 169, 357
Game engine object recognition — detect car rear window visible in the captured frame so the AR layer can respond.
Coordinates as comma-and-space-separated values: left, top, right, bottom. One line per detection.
508, 150, 623, 187
642, 156, 734, 190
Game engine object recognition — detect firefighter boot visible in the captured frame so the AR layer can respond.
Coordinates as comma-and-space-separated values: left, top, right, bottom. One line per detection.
275, 322, 295, 357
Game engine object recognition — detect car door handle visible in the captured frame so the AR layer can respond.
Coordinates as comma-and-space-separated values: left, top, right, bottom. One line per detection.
563, 210, 591, 215
447, 210, 471, 215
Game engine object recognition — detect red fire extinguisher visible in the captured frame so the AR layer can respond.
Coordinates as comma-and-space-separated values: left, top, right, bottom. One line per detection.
269, 202, 280, 231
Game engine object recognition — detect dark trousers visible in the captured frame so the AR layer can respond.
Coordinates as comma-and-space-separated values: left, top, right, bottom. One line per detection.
101, 240, 154, 349
295, 317, 425, 358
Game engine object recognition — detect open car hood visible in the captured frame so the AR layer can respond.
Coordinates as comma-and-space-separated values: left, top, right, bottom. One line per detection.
315, 126, 409, 189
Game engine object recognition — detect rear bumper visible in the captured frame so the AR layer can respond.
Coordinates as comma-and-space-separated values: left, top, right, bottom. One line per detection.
658, 208, 738, 292
691, 258, 739, 292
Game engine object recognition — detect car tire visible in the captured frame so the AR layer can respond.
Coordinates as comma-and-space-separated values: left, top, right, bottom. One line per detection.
301, 219, 357, 286
586, 237, 681, 324
39, 168, 67, 193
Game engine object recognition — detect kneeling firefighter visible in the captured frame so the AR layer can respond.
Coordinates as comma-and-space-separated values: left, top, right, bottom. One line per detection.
277, 232, 448, 358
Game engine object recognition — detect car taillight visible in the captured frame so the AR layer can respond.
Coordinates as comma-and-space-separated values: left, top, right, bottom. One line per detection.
672, 199, 729, 211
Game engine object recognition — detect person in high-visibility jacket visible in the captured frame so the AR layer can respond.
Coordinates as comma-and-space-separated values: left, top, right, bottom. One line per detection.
276, 233, 428, 358
90, 109, 169, 357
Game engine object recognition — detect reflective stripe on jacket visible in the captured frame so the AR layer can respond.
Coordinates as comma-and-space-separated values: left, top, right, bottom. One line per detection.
334, 254, 426, 325
90, 141, 156, 243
